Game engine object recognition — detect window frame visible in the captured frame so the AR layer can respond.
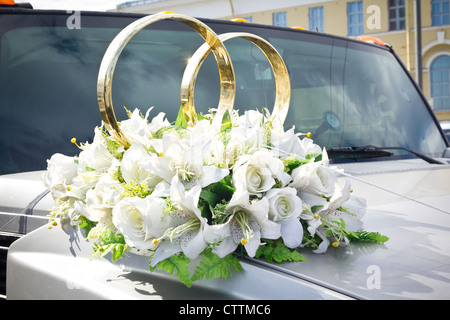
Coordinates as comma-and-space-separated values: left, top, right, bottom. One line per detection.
430, 54, 450, 111
272, 11, 287, 27
431, 0, 450, 26
347, 1, 364, 36
388, 0, 406, 31
309, 6, 324, 32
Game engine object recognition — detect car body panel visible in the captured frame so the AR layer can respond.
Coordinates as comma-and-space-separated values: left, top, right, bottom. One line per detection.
6, 219, 353, 300
5, 160, 450, 300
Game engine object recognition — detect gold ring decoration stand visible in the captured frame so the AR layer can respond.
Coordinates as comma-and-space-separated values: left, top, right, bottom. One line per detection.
97, 12, 291, 148
182, 32, 291, 127
97, 12, 236, 148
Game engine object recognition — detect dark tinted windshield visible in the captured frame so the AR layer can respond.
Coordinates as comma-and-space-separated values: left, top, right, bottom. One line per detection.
0, 11, 447, 174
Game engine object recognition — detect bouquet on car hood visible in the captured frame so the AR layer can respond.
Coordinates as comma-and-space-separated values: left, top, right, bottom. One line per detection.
43, 107, 388, 287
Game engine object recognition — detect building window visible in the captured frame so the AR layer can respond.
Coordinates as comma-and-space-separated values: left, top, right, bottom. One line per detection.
273, 11, 287, 27
389, 0, 406, 30
347, 1, 364, 36
431, 0, 450, 26
309, 6, 324, 32
430, 55, 450, 111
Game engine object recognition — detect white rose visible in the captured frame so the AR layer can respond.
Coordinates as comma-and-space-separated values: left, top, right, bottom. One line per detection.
78, 139, 113, 172
42, 153, 78, 198
120, 144, 163, 187
85, 174, 122, 210
232, 149, 291, 197
265, 187, 303, 248
112, 196, 165, 252
266, 187, 302, 221
290, 161, 336, 197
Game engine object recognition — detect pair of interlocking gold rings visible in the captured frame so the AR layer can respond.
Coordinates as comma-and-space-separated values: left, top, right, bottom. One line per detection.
97, 12, 291, 149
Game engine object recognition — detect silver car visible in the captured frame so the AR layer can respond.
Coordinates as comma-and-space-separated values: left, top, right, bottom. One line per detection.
1, 7, 450, 301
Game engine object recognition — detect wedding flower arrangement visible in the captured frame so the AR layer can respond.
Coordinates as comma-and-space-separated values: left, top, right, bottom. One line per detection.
43, 107, 388, 287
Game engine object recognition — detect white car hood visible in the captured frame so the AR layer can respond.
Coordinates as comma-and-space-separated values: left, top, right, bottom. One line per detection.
4, 159, 450, 299
262, 159, 450, 299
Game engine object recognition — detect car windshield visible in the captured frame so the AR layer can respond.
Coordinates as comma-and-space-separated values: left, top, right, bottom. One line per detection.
0, 11, 447, 175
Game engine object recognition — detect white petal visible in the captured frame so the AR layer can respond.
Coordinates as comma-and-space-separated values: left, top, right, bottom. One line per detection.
259, 219, 281, 240
200, 166, 230, 187
312, 231, 330, 254
244, 229, 262, 257
150, 239, 182, 267
280, 219, 303, 248
181, 229, 207, 260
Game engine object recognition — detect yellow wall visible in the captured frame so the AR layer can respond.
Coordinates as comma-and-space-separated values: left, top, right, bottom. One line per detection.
225, 0, 450, 120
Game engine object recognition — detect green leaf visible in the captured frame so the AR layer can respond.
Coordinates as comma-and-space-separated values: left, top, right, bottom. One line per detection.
346, 230, 389, 244
334, 219, 389, 244
200, 189, 221, 208
150, 253, 192, 288
91, 229, 127, 263
220, 109, 232, 132
175, 105, 188, 129
210, 175, 235, 202
78, 216, 97, 238
191, 249, 243, 282
256, 239, 307, 263
310, 205, 324, 213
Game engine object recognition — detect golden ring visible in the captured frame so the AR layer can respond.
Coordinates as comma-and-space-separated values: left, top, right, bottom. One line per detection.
97, 13, 236, 148
182, 32, 291, 127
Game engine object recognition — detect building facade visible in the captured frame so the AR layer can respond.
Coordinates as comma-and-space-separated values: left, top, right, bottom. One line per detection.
115, 0, 450, 120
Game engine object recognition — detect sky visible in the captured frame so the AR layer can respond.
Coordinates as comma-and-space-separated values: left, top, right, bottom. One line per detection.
15, 0, 127, 11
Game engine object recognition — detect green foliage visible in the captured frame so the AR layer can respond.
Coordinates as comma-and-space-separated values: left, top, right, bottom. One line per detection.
92, 229, 128, 263
333, 219, 389, 244
256, 239, 307, 263
220, 110, 233, 132
191, 249, 243, 282
120, 181, 152, 199
175, 105, 188, 129
345, 230, 389, 244
149, 249, 243, 288
199, 175, 235, 222
78, 216, 97, 237
106, 138, 124, 161
149, 252, 192, 288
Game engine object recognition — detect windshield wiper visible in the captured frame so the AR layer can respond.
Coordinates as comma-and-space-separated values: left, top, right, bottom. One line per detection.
327, 145, 446, 165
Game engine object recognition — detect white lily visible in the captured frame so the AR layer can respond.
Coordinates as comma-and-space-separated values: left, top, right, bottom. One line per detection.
205, 187, 281, 258
142, 134, 229, 190
119, 108, 157, 147
150, 176, 208, 267
121, 144, 163, 188
301, 181, 366, 253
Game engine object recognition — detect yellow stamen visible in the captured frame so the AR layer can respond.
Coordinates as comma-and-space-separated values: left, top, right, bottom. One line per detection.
313, 214, 320, 219
157, 152, 164, 157
71, 137, 80, 148
240, 238, 248, 245
152, 239, 159, 245
67, 186, 71, 192
332, 241, 339, 248
52, 221, 58, 227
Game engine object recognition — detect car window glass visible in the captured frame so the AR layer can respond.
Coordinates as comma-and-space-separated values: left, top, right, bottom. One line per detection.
0, 17, 446, 175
